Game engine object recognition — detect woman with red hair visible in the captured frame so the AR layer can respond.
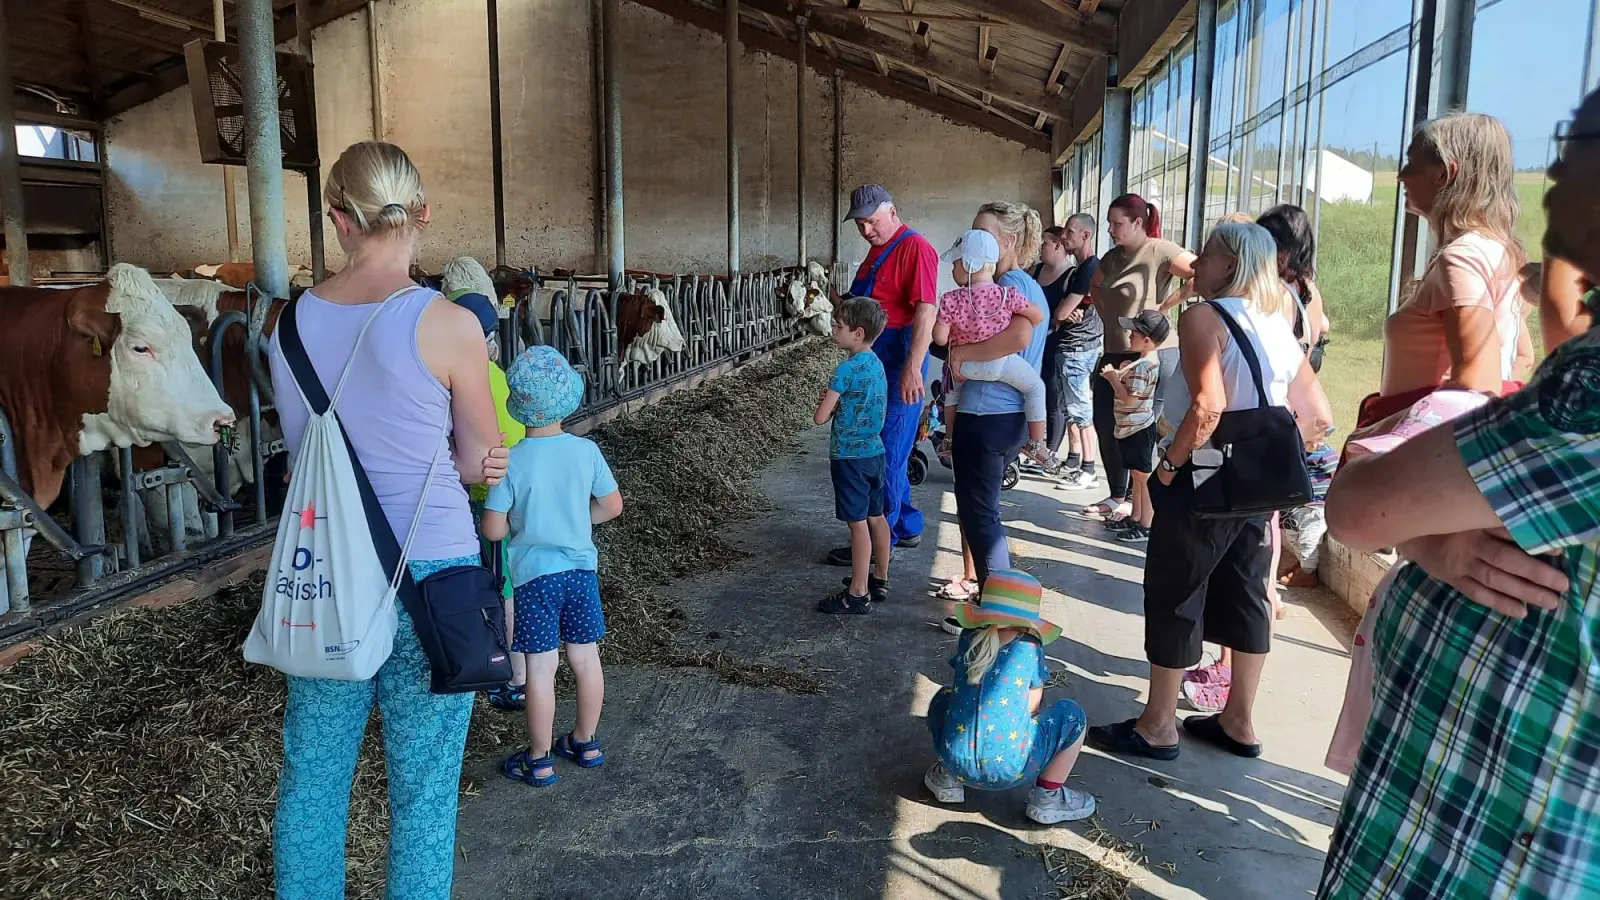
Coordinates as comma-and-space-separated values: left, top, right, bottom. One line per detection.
1080, 194, 1195, 525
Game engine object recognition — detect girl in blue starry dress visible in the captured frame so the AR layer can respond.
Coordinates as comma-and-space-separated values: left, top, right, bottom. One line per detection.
924, 570, 1096, 824
481, 346, 624, 787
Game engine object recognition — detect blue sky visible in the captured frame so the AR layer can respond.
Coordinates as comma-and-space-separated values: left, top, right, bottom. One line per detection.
1314, 0, 1592, 168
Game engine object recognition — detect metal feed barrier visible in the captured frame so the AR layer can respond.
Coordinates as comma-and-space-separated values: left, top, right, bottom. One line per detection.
0, 264, 815, 632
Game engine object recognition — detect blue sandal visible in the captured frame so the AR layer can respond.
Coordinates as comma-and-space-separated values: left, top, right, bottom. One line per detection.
486, 683, 526, 712
553, 732, 605, 768
503, 748, 559, 786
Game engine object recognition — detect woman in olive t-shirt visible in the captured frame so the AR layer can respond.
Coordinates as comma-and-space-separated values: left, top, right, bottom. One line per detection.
1083, 194, 1196, 521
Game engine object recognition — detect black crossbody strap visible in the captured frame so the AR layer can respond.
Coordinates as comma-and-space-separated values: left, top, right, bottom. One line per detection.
275, 297, 427, 618
1204, 300, 1272, 411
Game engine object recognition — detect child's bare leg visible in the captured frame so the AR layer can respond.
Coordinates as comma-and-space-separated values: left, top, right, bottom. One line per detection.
1131, 471, 1152, 527
503, 596, 526, 686
566, 642, 605, 760
524, 650, 560, 758
1038, 732, 1085, 784
867, 515, 891, 582
848, 519, 872, 596
1027, 420, 1047, 444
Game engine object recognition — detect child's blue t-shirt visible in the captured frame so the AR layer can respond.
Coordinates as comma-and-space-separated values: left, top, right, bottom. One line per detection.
829, 351, 888, 460
483, 433, 618, 587
934, 629, 1050, 788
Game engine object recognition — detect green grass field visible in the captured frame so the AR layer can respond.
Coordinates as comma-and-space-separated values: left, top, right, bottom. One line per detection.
1310, 171, 1549, 431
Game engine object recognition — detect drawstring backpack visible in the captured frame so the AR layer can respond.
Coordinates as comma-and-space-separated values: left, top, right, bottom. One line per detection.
245, 291, 511, 691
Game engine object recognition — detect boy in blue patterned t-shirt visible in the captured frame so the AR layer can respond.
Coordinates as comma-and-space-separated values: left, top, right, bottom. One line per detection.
814, 296, 891, 614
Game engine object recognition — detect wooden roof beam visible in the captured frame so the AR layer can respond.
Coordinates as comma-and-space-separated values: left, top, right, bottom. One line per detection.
807, 0, 1112, 49
752, 0, 1071, 118
978, 25, 996, 74
1045, 44, 1072, 95
629, 0, 1047, 150
1080, 0, 1102, 13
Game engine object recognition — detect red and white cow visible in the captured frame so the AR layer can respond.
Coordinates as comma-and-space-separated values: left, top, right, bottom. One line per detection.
0, 264, 236, 516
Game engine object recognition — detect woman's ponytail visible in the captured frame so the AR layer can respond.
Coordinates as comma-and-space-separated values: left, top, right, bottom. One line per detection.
1109, 193, 1161, 239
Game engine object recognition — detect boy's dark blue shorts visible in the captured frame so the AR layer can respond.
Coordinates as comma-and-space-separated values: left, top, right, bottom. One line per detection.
511, 570, 606, 654
831, 454, 887, 522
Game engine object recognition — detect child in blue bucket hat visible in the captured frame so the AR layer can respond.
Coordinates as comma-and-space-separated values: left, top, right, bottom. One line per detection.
481, 346, 624, 787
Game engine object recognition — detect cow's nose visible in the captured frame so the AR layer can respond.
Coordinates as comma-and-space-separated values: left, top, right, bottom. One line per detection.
214, 412, 238, 431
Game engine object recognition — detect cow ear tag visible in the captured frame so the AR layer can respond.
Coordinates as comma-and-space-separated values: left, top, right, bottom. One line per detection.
91, 335, 103, 357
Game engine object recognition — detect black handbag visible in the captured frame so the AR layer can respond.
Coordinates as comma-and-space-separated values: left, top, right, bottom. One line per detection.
1189, 300, 1313, 519
278, 297, 512, 694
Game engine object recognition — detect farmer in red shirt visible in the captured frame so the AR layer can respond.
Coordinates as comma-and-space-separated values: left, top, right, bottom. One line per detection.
827, 184, 939, 567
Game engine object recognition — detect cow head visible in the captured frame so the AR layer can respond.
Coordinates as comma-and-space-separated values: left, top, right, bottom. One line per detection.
79, 264, 236, 453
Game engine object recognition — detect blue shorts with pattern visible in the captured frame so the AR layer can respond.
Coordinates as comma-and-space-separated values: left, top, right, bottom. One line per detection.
926, 688, 1087, 789
511, 569, 606, 653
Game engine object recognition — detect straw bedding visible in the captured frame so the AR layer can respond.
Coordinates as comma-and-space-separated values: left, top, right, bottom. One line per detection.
0, 340, 836, 900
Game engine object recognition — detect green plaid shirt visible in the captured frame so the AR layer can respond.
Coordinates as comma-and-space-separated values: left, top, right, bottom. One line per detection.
1318, 331, 1600, 900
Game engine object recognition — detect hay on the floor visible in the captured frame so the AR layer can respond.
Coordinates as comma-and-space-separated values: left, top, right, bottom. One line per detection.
1037, 815, 1179, 900
1, 340, 836, 900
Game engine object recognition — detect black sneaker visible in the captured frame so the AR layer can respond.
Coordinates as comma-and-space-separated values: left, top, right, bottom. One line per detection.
825, 546, 855, 567
895, 533, 922, 549
840, 574, 890, 604
817, 587, 870, 615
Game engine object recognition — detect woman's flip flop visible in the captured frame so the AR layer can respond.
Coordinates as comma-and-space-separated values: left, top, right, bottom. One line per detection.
1182, 714, 1263, 759
1086, 718, 1179, 761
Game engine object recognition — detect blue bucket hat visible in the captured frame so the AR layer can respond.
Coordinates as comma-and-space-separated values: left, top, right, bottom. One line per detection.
505, 346, 585, 428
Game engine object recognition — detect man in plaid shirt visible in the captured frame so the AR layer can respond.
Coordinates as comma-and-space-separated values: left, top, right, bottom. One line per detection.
1317, 94, 1600, 899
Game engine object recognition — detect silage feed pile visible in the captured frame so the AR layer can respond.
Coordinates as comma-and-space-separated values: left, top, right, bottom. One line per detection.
0, 340, 836, 900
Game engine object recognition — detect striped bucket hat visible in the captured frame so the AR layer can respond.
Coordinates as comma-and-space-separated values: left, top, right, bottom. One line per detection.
948, 569, 1061, 644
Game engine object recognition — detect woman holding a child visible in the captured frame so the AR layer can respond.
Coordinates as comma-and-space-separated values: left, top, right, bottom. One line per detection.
940, 202, 1053, 589
1087, 221, 1331, 761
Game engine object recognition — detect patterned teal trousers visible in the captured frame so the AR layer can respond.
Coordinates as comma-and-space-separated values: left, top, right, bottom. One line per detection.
274, 556, 478, 900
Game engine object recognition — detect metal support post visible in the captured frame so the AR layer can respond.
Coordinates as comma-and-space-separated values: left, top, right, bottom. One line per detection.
796, 15, 808, 266
367, 0, 384, 138
832, 72, 842, 265
603, 0, 624, 289
297, 0, 326, 282
217, 0, 242, 263
488, 0, 508, 269
1185, 0, 1217, 250
0, 1, 29, 287
72, 455, 106, 586
726, 0, 740, 275
1098, 88, 1130, 246
239, 0, 291, 302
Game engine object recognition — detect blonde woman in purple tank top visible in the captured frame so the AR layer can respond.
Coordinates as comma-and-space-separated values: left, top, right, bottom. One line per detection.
266, 141, 508, 900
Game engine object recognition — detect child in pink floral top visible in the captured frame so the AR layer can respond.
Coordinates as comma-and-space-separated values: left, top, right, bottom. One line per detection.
934, 229, 1059, 472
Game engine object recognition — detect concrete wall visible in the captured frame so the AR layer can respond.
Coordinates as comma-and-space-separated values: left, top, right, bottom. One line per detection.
104, 0, 1048, 280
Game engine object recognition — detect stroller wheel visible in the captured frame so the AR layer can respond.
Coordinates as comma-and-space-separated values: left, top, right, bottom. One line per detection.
908, 449, 929, 486
1001, 460, 1021, 490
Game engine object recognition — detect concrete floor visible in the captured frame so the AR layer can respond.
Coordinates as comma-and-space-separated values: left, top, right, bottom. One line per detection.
453, 426, 1358, 900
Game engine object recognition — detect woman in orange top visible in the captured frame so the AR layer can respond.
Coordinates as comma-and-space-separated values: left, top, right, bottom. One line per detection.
1356, 113, 1527, 429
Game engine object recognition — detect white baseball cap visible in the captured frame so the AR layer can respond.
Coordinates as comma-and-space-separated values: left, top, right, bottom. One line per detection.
941, 229, 1000, 272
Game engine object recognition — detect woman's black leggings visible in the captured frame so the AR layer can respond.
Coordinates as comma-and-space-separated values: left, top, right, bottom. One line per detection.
1093, 351, 1138, 502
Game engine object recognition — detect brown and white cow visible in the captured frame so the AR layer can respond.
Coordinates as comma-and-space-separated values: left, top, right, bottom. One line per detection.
0, 264, 236, 513
615, 288, 686, 367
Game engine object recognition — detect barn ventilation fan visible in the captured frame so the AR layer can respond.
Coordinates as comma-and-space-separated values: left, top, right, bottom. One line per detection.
184, 39, 319, 172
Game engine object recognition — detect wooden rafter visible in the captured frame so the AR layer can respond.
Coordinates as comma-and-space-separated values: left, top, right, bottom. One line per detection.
1045, 44, 1072, 95
977, 25, 996, 74
1080, 0, 1102, 13
750, 0, 1070, 118
872, 52, 890, 76
803, 0, 1112, 49
630, 0, 1048, 149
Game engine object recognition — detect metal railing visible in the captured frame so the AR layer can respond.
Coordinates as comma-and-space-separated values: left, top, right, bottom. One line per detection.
0, 263, 815, 627
505, 267, 810, 420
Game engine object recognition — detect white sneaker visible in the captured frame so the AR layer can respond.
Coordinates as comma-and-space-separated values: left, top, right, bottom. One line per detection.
1025, 785, 1097, 824
941, 612, 965, 635
1058, 469, 1100, 491
924, 762, 966, 804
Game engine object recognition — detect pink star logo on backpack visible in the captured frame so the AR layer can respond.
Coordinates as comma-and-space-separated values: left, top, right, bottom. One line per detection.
299, 502, 317, 531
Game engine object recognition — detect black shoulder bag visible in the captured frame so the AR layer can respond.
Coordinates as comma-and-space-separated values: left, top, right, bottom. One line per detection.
1189, 300, 1313, 519
278, 296, 512, 693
